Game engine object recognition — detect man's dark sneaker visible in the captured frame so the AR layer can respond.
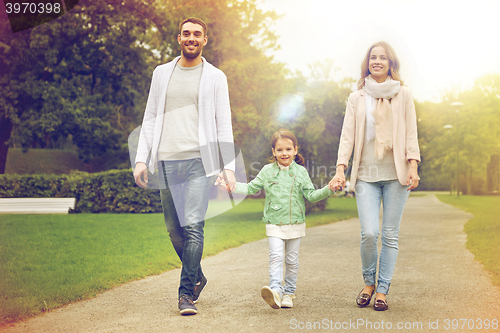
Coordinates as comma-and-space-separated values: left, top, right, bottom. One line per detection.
192, 276, 207, 304
178, 294, 197, 315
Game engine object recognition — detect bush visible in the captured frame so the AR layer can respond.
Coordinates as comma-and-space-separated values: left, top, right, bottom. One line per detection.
471, 176, 486, 195
0, 170, 162, 213
305, 198, 327, 214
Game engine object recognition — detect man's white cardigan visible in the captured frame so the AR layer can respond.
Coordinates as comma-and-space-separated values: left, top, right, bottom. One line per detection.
135, 56, 235, 176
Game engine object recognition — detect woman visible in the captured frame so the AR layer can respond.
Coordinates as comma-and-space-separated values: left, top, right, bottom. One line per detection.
329, 41, 420, 311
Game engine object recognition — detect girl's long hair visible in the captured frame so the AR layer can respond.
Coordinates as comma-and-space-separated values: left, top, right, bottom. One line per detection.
357, 41, 404, 90
269, 129, 305, 166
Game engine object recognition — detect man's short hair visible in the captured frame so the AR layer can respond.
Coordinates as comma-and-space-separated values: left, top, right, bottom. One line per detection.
179, 17, 208, 37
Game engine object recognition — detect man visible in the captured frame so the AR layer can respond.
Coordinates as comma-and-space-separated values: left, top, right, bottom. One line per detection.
133, 17, 236, 315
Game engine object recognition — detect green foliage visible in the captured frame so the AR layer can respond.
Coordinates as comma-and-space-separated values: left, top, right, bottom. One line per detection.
0, 1, 162, 171
417, 74, 500, 193
221, 55, 291, 175
436, 195, 500, 286
5, 148, 133, 174
305, 197, 327, 214
5, 149, 87, 174
153, 0, 280, 67
0, 197, 357, 324
293, 61, 355, 172
272, 60, 354, 214
0, 170, 162, 213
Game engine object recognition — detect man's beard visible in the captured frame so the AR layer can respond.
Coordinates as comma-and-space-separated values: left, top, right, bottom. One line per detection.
182, 43, 203, 59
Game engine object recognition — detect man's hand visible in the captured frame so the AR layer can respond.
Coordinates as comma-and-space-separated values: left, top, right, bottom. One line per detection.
133, 162, 148, 188
214, 169, 236, 192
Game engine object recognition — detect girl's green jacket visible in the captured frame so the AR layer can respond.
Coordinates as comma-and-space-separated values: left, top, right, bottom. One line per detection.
234, 161, 333, 225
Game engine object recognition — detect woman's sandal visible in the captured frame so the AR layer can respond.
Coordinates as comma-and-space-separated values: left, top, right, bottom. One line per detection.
373, 298, 388, 311
356, 288, 374, 307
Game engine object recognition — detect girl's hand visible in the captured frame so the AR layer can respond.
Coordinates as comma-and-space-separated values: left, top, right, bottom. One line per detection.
214, 170, 236, 192
214, 175, 230, 192
329, 172, 345, 192
220, 179, 230, 191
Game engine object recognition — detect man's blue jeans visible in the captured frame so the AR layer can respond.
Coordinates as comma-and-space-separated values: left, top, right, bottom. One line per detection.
159, 158, 211, 298
355, 179, 410, 295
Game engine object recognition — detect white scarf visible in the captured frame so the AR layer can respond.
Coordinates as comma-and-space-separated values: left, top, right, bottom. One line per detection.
364, 75, 401, 159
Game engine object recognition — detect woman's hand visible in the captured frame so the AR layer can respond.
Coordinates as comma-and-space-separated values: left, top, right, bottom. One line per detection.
329, 165, 346, 192
406, 160, 419, 191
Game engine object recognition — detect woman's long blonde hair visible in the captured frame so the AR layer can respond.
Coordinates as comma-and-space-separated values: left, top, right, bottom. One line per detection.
357, 41, 403, 90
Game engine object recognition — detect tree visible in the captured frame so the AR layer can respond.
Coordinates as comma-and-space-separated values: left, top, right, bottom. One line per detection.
0, 0, 164, 173
221, 55, 290, 175
153, 0, 280, 67
416, 74, 500, 193
289, 60, 354, 184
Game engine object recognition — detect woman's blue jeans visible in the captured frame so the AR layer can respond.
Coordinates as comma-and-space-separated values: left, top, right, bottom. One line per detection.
355, 179, 410, 295
159, 159, 211, 298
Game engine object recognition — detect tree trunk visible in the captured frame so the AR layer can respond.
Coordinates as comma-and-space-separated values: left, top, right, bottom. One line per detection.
466, 166, 472, 195
0, 117, 13, 174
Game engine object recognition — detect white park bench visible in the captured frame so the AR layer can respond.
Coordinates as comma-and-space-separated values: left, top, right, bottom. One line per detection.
0, 198, 76, 214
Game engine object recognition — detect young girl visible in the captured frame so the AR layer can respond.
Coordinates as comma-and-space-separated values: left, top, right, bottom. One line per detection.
217, 129, 333, 309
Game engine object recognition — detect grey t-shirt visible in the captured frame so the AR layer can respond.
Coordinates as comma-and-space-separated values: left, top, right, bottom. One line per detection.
158, 62, 203, 161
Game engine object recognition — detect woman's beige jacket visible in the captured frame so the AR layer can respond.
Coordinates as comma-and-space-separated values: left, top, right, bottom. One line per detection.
336, 86, 421, 187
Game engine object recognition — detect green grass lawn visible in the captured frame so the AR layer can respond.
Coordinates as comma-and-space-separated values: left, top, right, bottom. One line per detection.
0, 196, 357, 324
436, 195, 500, 287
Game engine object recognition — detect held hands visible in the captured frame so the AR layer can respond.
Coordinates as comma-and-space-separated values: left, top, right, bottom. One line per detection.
216, 178, 230, 191
214, 169, 236, 192
133, 162, 148, 188
328, 171, 346, 192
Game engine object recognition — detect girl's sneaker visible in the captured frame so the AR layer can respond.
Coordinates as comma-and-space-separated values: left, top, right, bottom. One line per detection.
281, 294, 294, 308
261, 286, 281, 309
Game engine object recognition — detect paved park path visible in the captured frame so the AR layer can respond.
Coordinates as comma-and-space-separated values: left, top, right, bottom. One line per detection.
2, 193, 500, 332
